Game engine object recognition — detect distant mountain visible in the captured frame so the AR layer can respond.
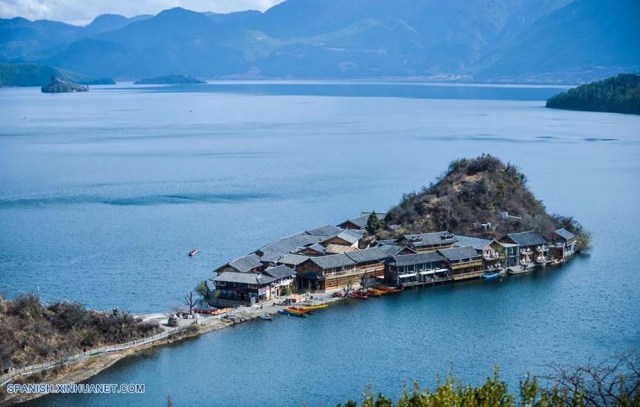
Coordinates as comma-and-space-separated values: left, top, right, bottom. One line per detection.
546, 74, 640, 114
134, 74, 206, 84
0, 63, 114, 86
1, 0, 638, 82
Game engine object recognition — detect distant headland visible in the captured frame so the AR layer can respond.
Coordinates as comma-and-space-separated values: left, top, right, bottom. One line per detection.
546, 74, 640, 115
134, 74, 206, 85
41, 77, 88, 93
0, 63, 114, 87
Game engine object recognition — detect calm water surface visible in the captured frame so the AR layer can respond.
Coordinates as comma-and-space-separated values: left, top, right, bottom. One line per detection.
0, 82, 638, 406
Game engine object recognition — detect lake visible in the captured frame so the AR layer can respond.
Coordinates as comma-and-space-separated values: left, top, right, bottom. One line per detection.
0, 82, 639, 406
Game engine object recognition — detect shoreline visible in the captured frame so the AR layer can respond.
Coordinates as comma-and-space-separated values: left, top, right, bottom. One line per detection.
0, 291, 345, 406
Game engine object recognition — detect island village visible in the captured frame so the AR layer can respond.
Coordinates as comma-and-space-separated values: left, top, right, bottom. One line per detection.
205, 212, 578, 315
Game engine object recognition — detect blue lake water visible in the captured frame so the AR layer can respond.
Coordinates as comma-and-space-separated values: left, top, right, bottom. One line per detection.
0, 82, 639, 406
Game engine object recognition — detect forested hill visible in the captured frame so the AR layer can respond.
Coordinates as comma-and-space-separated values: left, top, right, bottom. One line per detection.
545, 74, 640, 115
382, 155, 587, 242
0, 63, 114, 86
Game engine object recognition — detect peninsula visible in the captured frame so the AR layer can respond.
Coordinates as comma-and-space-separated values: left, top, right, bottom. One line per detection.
133, 74, 206, 85
546, 73, 640, 115
0, 63, 114, 87
0, 155, 589, 405
41, 77, 89, 93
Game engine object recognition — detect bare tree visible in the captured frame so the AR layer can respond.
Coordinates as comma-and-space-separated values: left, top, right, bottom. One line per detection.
182, 292, 196, 316
544, 352, 640, 406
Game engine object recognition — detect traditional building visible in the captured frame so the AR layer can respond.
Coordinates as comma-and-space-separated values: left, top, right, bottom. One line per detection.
500, 231, 548, 268
321, 229, 364, 248
215, 253, 263, 274
385, 252, 449, 287
345, 244, 413, 279
296, 253, 357, 291
398, 231, 457, 252
550, 228, 577, 262
212, 272, 276, 305
337, 212, 386, 230
263, 265, 297, 297
438, 246, 484, 281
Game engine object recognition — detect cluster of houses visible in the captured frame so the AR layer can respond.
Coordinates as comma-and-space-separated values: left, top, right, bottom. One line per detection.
211, 212, 578, 306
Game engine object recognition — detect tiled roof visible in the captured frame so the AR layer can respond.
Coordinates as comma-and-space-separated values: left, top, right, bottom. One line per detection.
258, 232, 323, 255
227, 254, 263, 273
554, 228, 576, 241
403, 231, 457, 247
325, 244, 358, 254
438, 246, 481, 262
259, 251, 283, 264
278, 253, 311, 266
306, 224, 342, 237
504, 231, 547, 247
263, 265, 296, 280
309, 254, 356, 270
387, 252, 447, 267
454, 235, 491, 251
338, 212, 387, 229
213, 271, 275, 285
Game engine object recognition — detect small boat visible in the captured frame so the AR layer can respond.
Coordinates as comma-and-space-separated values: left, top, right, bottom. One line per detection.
259, 313, 272, 321
375, 286, 403, 294
507, 266, 529, 275
297, 303, 328, 311
367, 288, 387, 297
278, 309, 306, 317
347, 291, 368, 300
288, 306, 313, 315
188, 248, 199, 257
482, 271, 501, 280
210, 308, 229, 316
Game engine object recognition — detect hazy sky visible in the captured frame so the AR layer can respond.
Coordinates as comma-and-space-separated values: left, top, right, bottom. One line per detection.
0, 0, 285, 25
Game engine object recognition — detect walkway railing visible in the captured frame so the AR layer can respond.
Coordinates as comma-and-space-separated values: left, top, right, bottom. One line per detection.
0, 324, 192, 387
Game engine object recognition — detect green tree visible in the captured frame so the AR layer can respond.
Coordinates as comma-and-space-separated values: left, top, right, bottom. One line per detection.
195, 280, 211, 301
366, 211, 381, 235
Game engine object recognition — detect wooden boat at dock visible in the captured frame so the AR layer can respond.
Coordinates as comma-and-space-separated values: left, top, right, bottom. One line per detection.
297, 303, 328, 311
366, 288, 387, 297
482, 271, 501, 280
375, 286, 403, 294
347, 291, 368, 300
287, 306, 313, 315
279, 308, 306, 317
259, 313, 273, 321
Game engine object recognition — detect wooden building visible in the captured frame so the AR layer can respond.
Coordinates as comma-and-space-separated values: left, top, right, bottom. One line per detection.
385, 252, 449, 287
212, 272, 276, 305
296, 254, 357, 291
438, 246, 484, 281
549, 228, 577, 262
500, 231, 548, 268
215, 253, 264, 274
399, 231, 457, 252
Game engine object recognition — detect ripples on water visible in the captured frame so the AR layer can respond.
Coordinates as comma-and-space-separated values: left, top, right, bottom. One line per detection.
1, 82, 639, 406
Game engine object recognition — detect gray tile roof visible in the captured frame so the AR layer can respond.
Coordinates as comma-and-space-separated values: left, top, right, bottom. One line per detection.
213, 271, 275, 285
258, 232, 323, 255
228, 254, 263, 273
438, 246, 481, 262
403, 231, 457, 247
454, 235, 491, 251
259, 251, 282, 264
305, 243, 326, 254
338, 212, 387, 229
504, 231, 547, 247
554, 228, 576, 241
263, 265, 296, 280
327, 229, 363, 245
278, 253, 311, 266
306, 224, 342, 237
345, 247, 390, 263
387, 252, 447, 267
309, 254, 356, 270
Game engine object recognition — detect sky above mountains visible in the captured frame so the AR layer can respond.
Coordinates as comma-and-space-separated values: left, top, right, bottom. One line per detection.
0, 0, 285, 25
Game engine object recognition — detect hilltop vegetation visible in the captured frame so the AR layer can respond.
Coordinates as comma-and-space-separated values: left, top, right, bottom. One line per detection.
0, 63, 114, 86
0, 295, 160, 372
383, 155, 588, 244
546, 74, 640, 115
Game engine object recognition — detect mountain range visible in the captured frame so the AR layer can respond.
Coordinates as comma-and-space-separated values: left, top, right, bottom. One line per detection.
0, 0, 638, 82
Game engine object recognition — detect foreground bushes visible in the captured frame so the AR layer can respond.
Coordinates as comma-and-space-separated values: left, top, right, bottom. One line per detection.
338, 357, 640, 407
0, 294, 161, 372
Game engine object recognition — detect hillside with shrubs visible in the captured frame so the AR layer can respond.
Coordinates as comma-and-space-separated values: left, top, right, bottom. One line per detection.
0, 295, 161, 373
382, 155, 590, 248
